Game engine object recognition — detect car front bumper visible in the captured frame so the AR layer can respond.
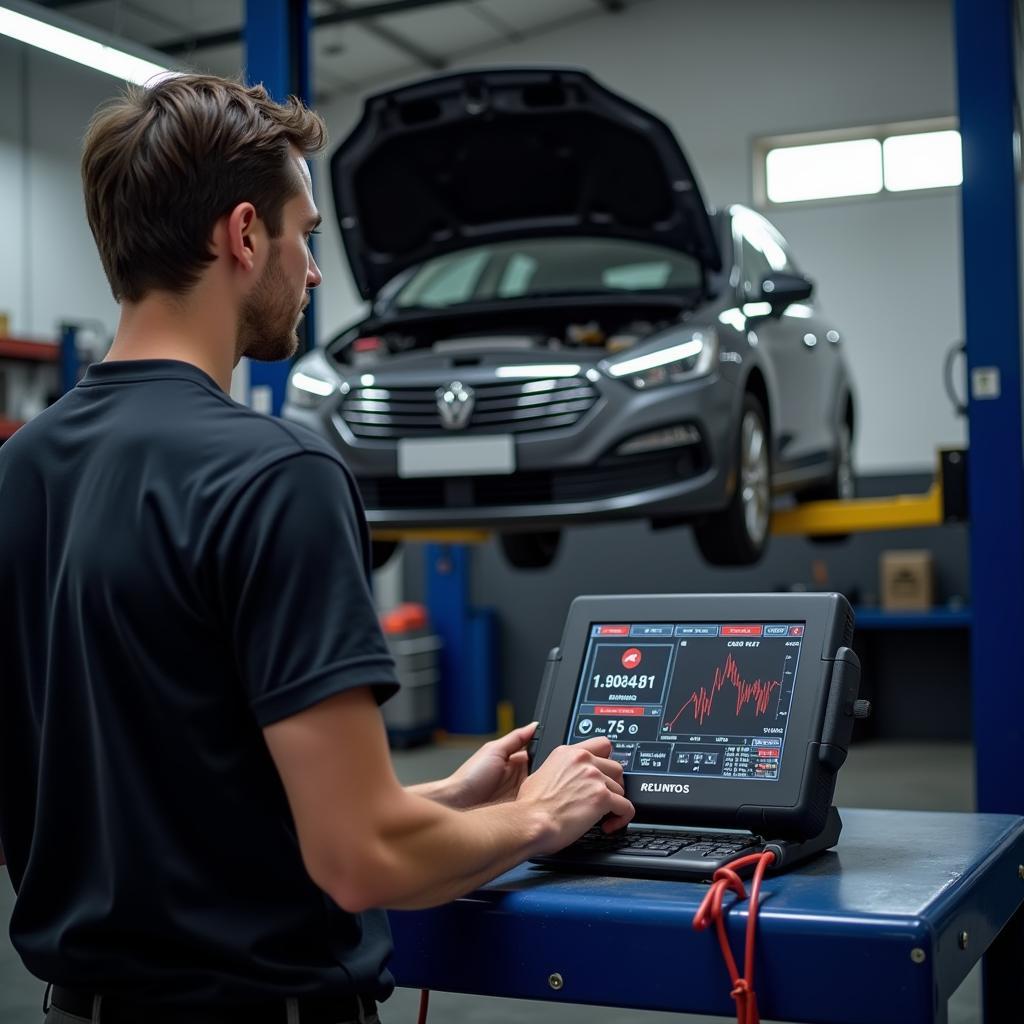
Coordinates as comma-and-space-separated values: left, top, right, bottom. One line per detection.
284, 367, 740, 530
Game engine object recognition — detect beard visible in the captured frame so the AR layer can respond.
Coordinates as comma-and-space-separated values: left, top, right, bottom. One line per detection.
236, 243, 306, 362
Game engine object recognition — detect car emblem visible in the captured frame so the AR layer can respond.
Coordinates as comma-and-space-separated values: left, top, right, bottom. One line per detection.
436, 381, 475, 430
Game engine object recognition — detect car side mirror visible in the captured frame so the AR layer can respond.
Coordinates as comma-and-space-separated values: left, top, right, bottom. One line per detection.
759, 272, 814, 307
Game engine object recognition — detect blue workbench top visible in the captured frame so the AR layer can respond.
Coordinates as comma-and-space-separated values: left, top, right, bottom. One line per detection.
388, 809, 1024, 1024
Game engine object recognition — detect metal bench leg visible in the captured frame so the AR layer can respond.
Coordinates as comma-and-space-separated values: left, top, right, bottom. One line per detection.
983, 902, 1024, 1022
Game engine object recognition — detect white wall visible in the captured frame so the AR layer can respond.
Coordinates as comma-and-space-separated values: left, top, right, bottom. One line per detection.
313, 0, 965, 473
0, 0, 966, 471
0, 37, 121, 340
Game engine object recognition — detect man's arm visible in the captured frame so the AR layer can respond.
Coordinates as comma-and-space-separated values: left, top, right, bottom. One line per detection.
264, 687, 632, 913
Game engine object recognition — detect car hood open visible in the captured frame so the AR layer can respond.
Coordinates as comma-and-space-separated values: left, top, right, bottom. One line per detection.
330, 67, 722, 299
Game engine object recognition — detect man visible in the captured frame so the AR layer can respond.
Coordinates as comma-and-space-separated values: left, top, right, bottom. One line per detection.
0, 75, 633, 1024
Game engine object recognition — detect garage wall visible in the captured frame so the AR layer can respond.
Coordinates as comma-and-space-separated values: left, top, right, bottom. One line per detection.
0, 37, 121, 341
314, 0, 965, 474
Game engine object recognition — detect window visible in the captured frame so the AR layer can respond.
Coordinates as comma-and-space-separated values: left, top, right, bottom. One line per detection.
603, 260, 673, 290
390, 238, 703, 310
730, 206, 795, 297
755, 118, 961, 206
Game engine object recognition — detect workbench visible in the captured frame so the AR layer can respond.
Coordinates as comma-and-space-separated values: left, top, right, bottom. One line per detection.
388, 809, 1024, 1024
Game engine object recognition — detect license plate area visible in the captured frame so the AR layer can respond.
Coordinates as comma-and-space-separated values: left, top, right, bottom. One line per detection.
397, 436, 515, 478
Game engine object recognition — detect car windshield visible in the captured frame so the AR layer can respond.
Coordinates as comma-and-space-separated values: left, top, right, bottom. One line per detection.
385, 238, 703, 311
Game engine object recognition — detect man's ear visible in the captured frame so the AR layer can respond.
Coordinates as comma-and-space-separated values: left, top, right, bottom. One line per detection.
221, 202, 262, 273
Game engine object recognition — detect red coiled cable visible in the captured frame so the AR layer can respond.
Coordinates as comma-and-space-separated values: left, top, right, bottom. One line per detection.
692, 850, 777, 1024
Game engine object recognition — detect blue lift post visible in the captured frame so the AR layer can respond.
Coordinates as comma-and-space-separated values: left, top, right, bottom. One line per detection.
954, 1, 1024, 1015
244, 0, 316, 414
954, 0, 1024, 815
425, 545, 498, 735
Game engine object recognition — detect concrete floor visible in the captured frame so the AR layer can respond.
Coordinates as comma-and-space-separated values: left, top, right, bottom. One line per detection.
2, 740, 982, 1024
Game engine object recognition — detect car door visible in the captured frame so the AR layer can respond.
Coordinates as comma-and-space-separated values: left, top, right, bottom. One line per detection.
733, 209, 829, 472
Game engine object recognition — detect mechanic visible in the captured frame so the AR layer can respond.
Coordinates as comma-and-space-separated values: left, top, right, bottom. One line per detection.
0, 74, 633, 1024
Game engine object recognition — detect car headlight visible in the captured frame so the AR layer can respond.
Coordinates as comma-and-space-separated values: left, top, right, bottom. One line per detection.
603, 329, 718, 390
287, 350, 341, 409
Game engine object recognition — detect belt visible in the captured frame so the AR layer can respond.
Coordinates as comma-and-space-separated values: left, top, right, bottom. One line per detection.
49, 986, 376, 1024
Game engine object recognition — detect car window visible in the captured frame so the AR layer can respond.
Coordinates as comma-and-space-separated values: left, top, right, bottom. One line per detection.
394, 249, 490, 308
732, 206, 797, 297
740, 238, 774, 298
497, 253, 538, 298
603, 261, 673, 290
390, 238, 703, 310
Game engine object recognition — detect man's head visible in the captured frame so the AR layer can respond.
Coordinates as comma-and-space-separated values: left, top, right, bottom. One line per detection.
81, 74, 326, 361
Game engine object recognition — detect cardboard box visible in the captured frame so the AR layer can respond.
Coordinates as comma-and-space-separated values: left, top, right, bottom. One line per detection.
880, 550, 935, 610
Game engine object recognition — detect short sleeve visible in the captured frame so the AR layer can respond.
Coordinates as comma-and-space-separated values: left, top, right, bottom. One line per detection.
214, 451, 399, 726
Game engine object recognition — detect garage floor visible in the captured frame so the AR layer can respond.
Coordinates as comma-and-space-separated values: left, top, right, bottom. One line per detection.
2, 741, 980, 1024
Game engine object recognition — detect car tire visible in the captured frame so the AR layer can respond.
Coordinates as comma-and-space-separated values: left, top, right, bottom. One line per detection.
798, 416, 855, 544
799, 418, 856, 503
371, 539, 400, 570
693, 394, 772, 566
498, 530, 562, 570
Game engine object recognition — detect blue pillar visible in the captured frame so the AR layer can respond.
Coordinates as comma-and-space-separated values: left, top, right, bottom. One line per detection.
244, 0, 316, 414
425, 544, 498, 734
59, 323, 79, 395
954, 0, 1024, 814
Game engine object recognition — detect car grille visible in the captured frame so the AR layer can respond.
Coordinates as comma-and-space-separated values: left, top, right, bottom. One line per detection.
357, 447, 709, 512
340, 377, 599, 439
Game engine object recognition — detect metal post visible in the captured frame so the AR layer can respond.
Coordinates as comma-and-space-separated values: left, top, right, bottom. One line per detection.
59, 323, 78, 395
244, 0, 316, 414
425, 544, 497, 734
954, 0, 1024, 815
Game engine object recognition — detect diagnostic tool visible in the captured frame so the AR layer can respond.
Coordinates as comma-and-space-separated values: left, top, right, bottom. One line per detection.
529, 593, 868, 879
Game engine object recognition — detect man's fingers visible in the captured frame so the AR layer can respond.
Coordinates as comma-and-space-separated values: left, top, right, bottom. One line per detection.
600, 797, 635, 833
602, 776, 624, 797
575, 737, 613, 757
488, 722, 538, 756
594, 755, 625, 781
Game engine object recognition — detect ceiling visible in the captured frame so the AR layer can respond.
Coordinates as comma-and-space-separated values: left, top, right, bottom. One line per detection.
32, 0, 644, 100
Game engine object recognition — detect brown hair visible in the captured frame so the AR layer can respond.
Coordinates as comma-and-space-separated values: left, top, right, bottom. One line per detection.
81, 74, 326, 302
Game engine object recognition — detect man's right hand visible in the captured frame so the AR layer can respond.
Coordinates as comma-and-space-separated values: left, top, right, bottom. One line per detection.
517, 737, 634, 855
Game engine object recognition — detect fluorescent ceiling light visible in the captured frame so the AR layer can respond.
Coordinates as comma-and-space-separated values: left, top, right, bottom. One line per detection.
883, 130, 962, 192
766, 138, 883, 203
0, 1, 177, 86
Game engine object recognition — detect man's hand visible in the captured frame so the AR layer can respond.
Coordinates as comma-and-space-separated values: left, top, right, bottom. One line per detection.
442, 722, 538, 809
518, 736, 634, 854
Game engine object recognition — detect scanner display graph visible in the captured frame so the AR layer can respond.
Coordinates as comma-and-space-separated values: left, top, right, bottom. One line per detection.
667, 653, 782, 730
570, 623, 803, 782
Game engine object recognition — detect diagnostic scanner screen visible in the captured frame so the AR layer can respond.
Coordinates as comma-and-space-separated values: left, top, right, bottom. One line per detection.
567, 622, 806, 781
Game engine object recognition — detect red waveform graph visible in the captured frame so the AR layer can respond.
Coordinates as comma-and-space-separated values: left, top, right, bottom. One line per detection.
666, 654, 782, 729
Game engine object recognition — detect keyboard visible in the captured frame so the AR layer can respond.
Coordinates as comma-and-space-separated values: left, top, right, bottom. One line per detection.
532, 826, 764, 880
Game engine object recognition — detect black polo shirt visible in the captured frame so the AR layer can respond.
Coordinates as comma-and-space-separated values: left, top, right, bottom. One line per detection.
0, 359, 400, 1005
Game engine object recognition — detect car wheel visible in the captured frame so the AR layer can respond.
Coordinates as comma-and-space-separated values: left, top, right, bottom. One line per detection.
693, 394, 772, 566
498, 531, 562, 570
800, 417, 856, 503
798, 416, 855, 544
371, 539, 399, 570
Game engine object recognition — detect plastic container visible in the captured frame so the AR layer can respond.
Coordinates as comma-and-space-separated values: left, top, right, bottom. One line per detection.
380, 603, 441, 747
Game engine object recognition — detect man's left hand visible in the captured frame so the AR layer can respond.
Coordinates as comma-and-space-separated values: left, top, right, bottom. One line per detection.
445, 722, 537, 809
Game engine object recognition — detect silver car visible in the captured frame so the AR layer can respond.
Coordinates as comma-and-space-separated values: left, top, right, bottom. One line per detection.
285, 68, 855, 568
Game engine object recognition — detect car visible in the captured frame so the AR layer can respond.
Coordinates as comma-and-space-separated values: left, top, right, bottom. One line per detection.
284, 67, 855, 569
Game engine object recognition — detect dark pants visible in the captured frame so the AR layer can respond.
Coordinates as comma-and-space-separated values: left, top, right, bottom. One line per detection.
44, 996, 382, 1024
